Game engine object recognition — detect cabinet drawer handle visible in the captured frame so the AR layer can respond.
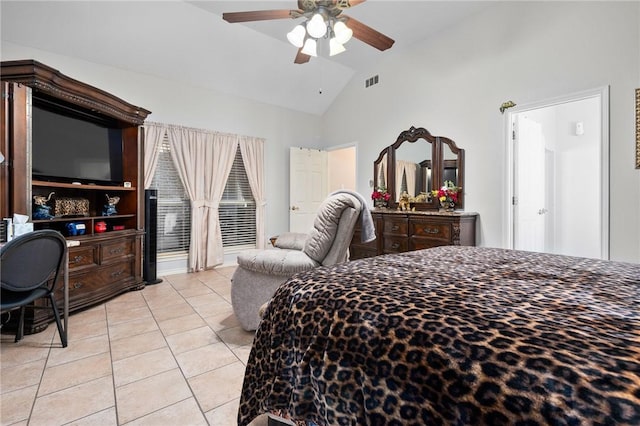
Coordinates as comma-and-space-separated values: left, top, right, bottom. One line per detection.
111, 270, 124, 278
109, 248, 124, 255
391, 243, 400, 249
424, 227, 440, 234
73, 282, 83, 289
71, 255, 84, 264
391, 225, 399, 231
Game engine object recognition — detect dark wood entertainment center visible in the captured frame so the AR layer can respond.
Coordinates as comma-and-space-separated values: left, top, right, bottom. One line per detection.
1, 60, 151, 333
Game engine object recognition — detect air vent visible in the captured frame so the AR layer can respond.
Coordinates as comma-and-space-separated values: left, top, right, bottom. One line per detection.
365, 75, 379, 88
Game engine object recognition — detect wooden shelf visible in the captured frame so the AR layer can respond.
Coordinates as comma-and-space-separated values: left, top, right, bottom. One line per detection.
32, 180, 136, 191
32, 214, 135, 224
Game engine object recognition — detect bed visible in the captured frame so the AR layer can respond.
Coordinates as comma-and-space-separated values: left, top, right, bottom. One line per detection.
238, 246, 640, 425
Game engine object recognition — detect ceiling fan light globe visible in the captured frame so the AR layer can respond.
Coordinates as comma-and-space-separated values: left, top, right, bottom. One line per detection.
333, 21, 353, 44
307, 13, 327, 39
301, 38, 318, 57
287, 24, 306, 47
329, 38, 346, 56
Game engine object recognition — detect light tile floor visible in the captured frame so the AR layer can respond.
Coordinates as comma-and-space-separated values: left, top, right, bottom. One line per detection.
0, 266, 256, 425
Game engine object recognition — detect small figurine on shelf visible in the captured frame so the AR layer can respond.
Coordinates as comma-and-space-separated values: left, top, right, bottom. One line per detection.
95, 221, 107, 233
102, 194, 120, 216
66, 222, 86, 236
33, 192, 55, 220
398, 191, 412, 211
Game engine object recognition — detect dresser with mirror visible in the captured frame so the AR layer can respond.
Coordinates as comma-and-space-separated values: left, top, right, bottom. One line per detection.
351, 126, 478, 260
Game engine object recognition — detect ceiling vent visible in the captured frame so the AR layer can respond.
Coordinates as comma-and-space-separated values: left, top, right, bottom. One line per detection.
365, 75, 379, 88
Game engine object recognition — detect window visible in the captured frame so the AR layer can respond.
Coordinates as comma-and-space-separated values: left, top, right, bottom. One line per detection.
220, 148, 256, 250
150, 136, 191, 254
151, 136, 256, 255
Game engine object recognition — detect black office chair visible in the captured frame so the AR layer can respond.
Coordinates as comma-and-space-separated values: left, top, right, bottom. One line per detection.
1, 230, 68, 347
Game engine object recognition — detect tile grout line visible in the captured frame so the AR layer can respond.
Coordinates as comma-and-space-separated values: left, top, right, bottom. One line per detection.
27, 325, 56, 425
144, 275, 212, 425
105, 297, 121, 426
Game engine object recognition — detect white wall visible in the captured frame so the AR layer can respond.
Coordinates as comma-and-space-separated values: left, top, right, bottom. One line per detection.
1, 42, 323, 246
320, 2, 640, 262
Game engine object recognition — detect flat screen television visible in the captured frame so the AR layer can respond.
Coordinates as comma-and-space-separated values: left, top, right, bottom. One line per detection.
31, 97, 124, 185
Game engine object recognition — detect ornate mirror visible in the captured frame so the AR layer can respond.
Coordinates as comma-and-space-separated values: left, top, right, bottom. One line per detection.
374, 126, 465, 210
393, 133, 434, 203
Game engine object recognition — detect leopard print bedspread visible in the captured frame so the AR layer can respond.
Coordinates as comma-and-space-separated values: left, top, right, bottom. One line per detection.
238, 246, 640, 425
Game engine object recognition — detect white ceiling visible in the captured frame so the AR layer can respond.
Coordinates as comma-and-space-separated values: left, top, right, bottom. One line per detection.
0, 1, 492, 115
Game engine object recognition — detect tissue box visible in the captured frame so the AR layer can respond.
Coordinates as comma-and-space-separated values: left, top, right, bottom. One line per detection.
13, 223, 34, 237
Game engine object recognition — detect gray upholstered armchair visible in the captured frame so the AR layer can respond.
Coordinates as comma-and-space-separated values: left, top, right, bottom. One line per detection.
231, 192, 368, 331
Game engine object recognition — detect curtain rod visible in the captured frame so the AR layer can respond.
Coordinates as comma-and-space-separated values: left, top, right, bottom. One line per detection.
144, 121, 265, 142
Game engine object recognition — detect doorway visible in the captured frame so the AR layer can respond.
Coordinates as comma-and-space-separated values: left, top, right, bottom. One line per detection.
327, 145, 357, 193
507, 88, 609, 259
289, 144, 357, 233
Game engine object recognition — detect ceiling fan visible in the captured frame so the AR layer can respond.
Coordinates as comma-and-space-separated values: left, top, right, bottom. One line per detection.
222, 0, 395, 64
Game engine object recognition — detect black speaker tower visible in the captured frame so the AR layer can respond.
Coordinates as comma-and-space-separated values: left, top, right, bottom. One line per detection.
143, 189, 163, 285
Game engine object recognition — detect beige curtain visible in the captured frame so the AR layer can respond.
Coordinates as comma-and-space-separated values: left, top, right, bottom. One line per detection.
142, 122, 168, 189
378, 155, 387, 189
404, 162, 418, 197
395, 160, 406, 200
168, 127, 238, 271
239, 136, 266, 249
395, 160, 419, 197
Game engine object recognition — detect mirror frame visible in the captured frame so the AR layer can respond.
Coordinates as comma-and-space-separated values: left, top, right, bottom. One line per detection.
374, 126, 465, 211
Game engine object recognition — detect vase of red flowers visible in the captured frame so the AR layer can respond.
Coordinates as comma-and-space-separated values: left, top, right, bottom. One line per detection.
432, 181, 461, 212
371, 187, 391, 208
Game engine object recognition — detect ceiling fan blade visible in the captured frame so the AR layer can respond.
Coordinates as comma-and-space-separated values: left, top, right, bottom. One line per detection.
343, 15, 394, 51
222, 10, 296, 23
294, 48, 311, 64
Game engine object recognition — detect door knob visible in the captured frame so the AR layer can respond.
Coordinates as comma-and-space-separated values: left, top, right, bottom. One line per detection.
291, 206, 299, 211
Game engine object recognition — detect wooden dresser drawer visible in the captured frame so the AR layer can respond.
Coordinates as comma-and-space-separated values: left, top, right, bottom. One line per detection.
56, 261, 135, 308
383, 236, 408, 253
383, 217, 408, 236
410, 221, 451, 242
94, 262, 134, 286
410, 238, 445, 251
64, 271, 106, 302
352, 230, 378, 248
350, 246, 377, 260
67, 245, 98, 270
101, 238, 134, 262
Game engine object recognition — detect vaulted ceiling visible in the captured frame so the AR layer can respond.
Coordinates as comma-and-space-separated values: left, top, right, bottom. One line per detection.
1, 1, 491, 115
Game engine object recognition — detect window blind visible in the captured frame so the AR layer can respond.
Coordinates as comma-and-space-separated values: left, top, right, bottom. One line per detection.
220, 148, 256, 250
150, 136, 191, 254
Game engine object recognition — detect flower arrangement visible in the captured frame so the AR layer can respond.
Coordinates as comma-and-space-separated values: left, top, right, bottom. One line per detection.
371, 186, 391, 207
432, 180, 461, 210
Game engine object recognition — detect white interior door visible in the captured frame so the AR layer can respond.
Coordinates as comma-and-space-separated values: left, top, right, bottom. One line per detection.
289, 147, 327, 233
513, 114, 546, 252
